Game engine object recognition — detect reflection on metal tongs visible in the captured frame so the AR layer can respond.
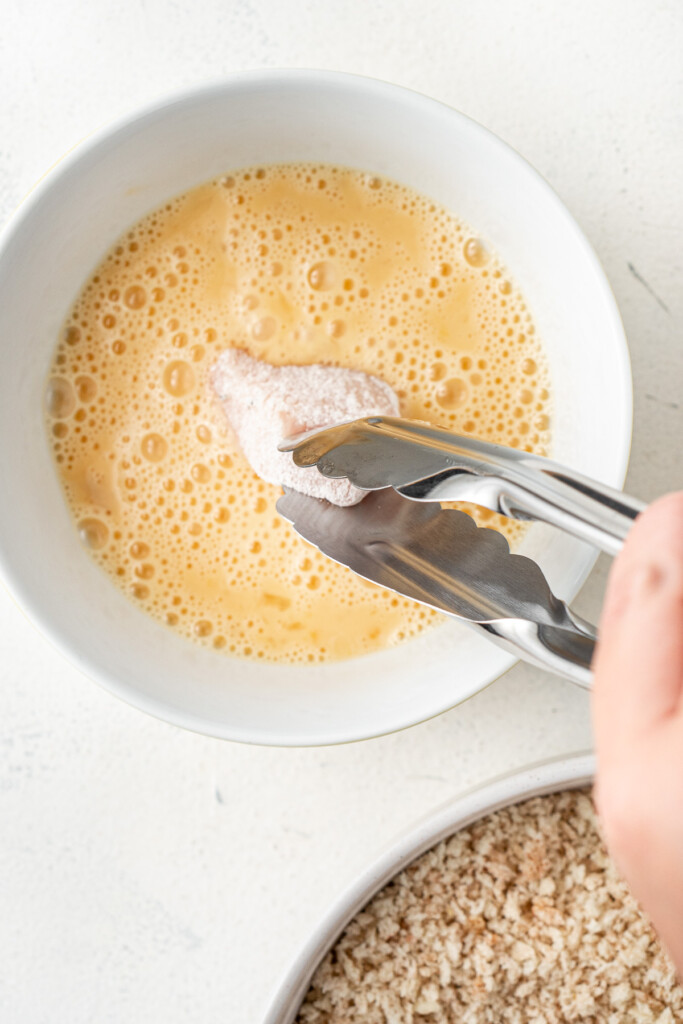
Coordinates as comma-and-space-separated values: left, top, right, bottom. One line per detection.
277, 416, 646, 687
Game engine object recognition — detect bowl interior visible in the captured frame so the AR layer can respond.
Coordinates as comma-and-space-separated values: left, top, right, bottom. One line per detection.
0, 73, 631, 744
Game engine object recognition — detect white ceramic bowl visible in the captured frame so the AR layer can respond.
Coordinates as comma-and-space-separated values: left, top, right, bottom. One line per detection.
264, 752, 595, 1022
0, 72, 631, 745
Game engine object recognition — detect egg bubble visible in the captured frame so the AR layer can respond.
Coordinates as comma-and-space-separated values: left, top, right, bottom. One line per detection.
76, 375, 97, 402
327, 319, 346, 339
307, 261, 337, 291
436, 378, 467, 410
141, 433, 168, 462
463, 238, 489, 268
78, 517, 109, 550
252, 317, 276, 342
163, 360, 195, 397
124, 285, 147, 310
46, 377, 76, 419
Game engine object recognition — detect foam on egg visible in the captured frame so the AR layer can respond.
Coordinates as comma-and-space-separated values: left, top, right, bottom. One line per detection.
45, 163, 552, 664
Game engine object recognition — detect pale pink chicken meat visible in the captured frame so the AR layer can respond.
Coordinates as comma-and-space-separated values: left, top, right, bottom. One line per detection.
211, 348, 400, 506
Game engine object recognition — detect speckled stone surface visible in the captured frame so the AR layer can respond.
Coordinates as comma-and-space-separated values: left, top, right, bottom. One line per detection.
0, 2, 681, 1021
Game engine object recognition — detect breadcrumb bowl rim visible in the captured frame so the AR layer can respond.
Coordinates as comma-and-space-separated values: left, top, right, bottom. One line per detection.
264, 751, 595, 1024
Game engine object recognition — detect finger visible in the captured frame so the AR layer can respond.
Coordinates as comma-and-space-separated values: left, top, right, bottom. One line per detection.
592, 492, 683, 755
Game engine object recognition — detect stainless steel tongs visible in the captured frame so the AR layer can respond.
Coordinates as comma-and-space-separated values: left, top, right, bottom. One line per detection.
277, 416, 646, 687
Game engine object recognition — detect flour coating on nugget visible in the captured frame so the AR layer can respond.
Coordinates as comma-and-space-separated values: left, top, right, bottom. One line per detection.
211, 348, 400, 506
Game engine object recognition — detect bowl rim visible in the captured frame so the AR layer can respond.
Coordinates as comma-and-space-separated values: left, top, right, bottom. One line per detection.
263, 750, 596, 1023
0, 70, 633, 745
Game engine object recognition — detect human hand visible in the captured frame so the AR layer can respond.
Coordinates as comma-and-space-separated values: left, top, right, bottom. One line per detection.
593, 492, 683, 973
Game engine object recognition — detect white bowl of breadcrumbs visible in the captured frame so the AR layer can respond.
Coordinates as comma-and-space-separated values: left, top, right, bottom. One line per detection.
264, 753, 682, 1024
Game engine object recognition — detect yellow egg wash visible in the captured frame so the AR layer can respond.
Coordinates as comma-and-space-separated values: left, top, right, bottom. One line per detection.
45, 164, 552, 664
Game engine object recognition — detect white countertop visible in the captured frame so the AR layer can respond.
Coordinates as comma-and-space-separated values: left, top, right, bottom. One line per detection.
1, 2, 681, 1021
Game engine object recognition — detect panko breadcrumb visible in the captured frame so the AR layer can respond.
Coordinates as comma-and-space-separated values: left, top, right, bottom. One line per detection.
297, 789, 683, 1024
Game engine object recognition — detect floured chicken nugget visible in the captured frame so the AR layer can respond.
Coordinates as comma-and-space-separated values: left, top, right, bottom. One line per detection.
211, 348, 400, 506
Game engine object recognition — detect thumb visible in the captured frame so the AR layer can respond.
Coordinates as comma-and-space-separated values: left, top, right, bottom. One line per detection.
592, 492, 683, 756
